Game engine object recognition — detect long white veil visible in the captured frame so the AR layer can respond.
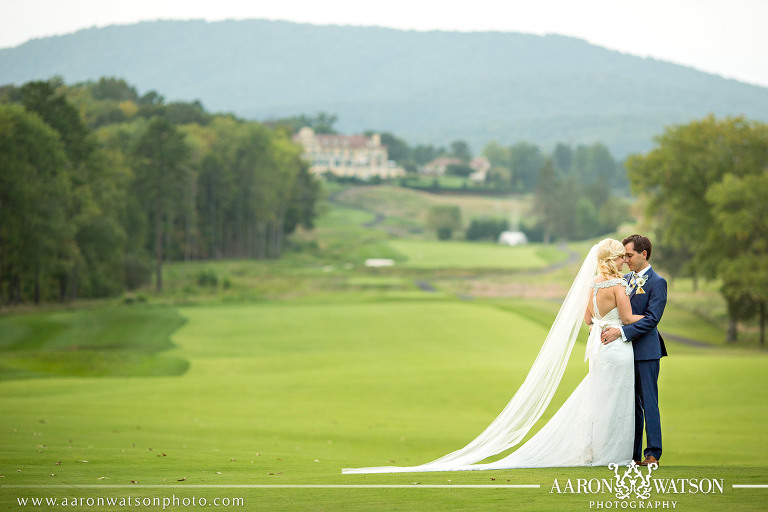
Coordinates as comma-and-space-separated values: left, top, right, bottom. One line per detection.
343, 242, 600, 474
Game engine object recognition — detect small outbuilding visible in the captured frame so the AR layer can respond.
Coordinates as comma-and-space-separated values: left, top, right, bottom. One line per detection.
498, 231, 528, 246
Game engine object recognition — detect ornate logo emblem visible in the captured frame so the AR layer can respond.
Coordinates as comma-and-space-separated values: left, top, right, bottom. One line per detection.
608, 460, 657, 500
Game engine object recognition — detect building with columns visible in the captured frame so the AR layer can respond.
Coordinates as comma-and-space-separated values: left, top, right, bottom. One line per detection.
294, 127, 406, 179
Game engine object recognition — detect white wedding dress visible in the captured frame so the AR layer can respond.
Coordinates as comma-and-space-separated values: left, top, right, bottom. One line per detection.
467, 279, 635, 469
343, 244, 634, 474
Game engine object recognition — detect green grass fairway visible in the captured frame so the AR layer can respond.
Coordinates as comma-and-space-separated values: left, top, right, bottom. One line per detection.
2, 300, 767, 511
389, 239, 567, 269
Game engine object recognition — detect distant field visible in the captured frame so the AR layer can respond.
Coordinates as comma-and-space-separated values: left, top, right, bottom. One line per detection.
333, 185, 531, 227
388, 239, 567, 269
314, 201, 377, 230
1, 300, 766, 511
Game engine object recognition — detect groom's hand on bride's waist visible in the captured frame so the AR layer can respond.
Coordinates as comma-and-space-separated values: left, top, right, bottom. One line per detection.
601, 327, 621, 344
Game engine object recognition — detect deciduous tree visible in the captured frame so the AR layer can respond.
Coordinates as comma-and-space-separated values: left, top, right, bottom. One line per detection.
628, 115, 768, 341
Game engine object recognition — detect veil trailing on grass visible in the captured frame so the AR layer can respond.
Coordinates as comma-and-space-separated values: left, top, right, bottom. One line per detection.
343, 242, 601, 474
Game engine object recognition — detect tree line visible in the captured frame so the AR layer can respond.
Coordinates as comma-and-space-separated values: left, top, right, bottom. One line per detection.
0, 77, 320, 304
627, 115, 768, 345
381, 131, 631, 243
494, 142, 631, 243
485, 141, 629, 193
323, 125, 631, 243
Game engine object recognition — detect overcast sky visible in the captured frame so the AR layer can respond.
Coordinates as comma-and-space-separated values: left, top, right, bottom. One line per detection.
2, 0, 767, 88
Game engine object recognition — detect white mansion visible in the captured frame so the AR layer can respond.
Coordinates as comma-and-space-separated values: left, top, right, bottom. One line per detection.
294, 127, 406, 179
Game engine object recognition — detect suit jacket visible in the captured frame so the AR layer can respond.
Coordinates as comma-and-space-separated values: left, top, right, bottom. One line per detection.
623, 267, 668, 361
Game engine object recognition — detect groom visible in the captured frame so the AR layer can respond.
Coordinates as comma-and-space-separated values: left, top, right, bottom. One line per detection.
601, 234, 667, 467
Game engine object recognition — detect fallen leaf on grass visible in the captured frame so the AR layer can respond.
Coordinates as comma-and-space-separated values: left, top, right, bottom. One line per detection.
267, 472, 283, 476
177, 478, 187, 482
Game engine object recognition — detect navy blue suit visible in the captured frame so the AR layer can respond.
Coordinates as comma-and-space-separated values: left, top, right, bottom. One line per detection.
622, 267, 667, 461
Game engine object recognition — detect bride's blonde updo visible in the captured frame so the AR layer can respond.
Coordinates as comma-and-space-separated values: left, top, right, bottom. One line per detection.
596, 238, 625, 279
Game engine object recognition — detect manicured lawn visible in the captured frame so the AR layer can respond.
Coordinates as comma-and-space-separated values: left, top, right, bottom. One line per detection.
1, 300, 766, 511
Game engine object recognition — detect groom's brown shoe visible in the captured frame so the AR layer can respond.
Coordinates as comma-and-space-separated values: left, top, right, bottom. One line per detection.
639, 455, 659, 467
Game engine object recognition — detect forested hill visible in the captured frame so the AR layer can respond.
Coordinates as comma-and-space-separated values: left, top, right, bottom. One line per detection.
2, 19, 767, 156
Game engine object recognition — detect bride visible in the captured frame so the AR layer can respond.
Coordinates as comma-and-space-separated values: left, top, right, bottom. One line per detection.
343, 239, 644, 473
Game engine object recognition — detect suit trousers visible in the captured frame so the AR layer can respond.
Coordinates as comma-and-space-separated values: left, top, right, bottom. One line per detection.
634, 359, 662, 461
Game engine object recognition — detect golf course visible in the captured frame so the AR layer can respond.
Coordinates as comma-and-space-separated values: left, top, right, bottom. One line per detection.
1, 185, 766, 511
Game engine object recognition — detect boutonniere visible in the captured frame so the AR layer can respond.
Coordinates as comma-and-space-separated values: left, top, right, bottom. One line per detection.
635, 275, 648, 294
626, 274, 648, 295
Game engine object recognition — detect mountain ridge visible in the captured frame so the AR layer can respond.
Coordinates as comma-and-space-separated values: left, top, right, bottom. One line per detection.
2, 18, 766, 156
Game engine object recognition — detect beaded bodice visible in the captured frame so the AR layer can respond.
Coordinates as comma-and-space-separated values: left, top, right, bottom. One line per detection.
592, 278, 625, 290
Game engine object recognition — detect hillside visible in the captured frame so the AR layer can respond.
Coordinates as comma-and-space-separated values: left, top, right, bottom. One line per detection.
2, 19, 767, 156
